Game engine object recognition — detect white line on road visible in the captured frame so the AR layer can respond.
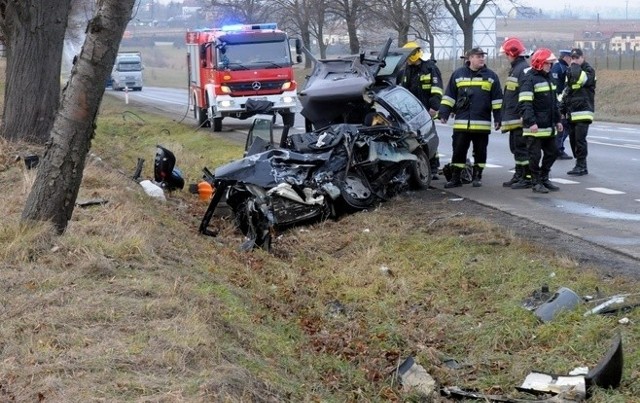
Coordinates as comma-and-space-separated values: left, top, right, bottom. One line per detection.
587, 187, 626, 195
589, 140, 640, 150
551, 178, 580, 184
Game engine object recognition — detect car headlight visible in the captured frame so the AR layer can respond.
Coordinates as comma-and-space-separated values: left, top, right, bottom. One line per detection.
281, 82, 292, 90
281, 96, 295, 104
218, 100, 234, 108
220, 85, 231, 94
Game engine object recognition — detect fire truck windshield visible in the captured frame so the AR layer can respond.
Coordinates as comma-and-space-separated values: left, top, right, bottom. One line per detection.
217, 41, 291, 70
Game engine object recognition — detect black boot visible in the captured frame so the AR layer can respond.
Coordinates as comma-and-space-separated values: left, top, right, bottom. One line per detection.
444, 167, 463, 188
502, 165, 522, 187
531, 175, 549, 193
567, 159, 588, 176
511, 166, 532, 189
472, 165, 483, 187
541, 173, 560, 191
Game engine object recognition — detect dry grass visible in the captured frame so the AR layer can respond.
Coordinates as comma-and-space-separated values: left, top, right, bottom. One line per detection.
2, 115, 640, 401
2, 31, 640, 400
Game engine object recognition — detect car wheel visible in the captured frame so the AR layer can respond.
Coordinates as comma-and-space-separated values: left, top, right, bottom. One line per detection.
340, 172, 375, 210
409, 148, 432, 189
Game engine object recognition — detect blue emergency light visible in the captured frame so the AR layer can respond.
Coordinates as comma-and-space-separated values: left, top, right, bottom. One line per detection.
220, 23, 277, 32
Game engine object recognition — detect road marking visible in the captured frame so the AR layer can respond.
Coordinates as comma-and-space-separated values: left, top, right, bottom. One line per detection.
589, 140, 640, 150
550, 178, 579, 184
587, 187, 626, 195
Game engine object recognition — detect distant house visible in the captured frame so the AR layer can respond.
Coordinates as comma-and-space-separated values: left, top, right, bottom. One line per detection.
574, 24, 640, 53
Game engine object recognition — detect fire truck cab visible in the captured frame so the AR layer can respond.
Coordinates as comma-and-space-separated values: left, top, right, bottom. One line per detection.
186, 23, 302, 132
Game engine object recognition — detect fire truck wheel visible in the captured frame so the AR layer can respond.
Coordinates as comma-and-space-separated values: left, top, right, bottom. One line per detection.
281, 112, 295, 127
213, 117, 223, 132
193, 98, 210, 128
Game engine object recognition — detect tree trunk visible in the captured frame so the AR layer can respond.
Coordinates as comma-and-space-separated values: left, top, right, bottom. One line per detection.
22, 0, 137, 233
346, 18, 360, 54
0, 0, 72, 144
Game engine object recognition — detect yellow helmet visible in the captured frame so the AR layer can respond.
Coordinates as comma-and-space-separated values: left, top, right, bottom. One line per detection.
404, 42, 423, 64
403, 41, 420, 50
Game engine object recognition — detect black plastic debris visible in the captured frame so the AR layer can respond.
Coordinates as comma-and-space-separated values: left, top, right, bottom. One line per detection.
23, 155, 39, 169
585, 333, 623, 395
75, 198, 108, 208
517, 334, 623, 399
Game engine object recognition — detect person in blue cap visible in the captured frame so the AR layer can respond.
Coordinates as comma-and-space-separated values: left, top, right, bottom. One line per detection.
551, 49, 573, 160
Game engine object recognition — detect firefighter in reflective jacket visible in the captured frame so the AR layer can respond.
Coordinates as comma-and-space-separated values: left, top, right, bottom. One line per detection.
559, 48, 596, 176
400, 41, 443, 179
438, 47, 503, 188
518, 48, 563, 194
499, 37, 532, 189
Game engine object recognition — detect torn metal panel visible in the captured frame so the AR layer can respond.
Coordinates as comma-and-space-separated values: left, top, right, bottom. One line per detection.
533, 287, 582, 322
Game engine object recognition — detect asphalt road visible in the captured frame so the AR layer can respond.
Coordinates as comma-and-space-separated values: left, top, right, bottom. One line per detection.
107, 86, 640, 262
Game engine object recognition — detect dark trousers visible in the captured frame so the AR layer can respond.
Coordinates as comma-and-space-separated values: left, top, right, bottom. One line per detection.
508, 127, 528, 167
526, 135, 557, 178
555, 117, 570, 154
451, 130, 489, 168
568, 121, 589, 161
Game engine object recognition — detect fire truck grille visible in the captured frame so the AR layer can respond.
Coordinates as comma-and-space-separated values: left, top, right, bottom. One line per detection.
227, 80, 286, 93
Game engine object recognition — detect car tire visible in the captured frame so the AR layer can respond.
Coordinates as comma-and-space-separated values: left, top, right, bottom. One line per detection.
409, 148, 432, 190
339, 172, 375, 210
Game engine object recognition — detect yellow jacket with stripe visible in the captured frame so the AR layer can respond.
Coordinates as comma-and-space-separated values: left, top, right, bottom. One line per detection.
559, 61, 596, 123
438, 63, 503, 133
518, 68, 561, 137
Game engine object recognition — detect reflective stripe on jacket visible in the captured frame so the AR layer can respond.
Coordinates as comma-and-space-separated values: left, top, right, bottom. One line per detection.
501, 56, 529, 132
401, 59, 443, 111
438, 63, 503, 133
518, 68, 560, 137
559, 61, 596, 123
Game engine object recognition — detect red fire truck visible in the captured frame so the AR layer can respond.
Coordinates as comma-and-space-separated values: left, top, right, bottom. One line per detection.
186, 23, 302, 132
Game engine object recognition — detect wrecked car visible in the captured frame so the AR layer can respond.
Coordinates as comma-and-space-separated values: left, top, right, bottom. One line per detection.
199, 39, 439, 251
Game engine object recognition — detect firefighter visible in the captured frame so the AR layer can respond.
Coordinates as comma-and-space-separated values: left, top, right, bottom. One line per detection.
551, 50, 573, 160
518, 48, 563, 193
438, 47, 503, 188
560, 48, 596, 176
400, 41, 443, 179
499, 37, 532, 189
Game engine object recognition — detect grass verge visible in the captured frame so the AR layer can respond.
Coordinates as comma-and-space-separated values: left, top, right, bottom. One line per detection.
1, 94, 639, 401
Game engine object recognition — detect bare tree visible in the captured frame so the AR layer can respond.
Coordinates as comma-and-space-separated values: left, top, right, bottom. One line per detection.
0, 0, 72, 144
443, 0, 492, 52
273, 0, 314, 68
22, 0, 137, 233
327, 0, 366, 54
411, 0, 445, 57
204, 0, 273, 23
367, 0, 414, 46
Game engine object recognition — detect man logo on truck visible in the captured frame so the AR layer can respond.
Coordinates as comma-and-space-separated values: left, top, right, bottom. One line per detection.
186, 23, 302, 132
